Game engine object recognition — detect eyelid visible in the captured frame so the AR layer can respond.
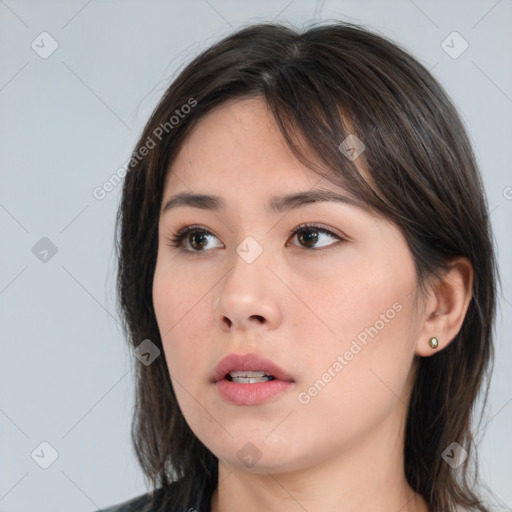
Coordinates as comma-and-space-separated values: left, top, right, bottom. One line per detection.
288, 222, 345, 243
175, 223, 218, 239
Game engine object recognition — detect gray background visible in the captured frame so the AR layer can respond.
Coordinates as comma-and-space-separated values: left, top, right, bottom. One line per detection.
1, 1, 511, 511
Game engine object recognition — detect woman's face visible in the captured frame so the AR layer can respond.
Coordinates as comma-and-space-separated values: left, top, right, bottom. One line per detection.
153, 97, 424, 474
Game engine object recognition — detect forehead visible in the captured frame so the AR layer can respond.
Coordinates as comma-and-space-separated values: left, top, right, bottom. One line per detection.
163, 97, 346, 197
159, 99, 393, 231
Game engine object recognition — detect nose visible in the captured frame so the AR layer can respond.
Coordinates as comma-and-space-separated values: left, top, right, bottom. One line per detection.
214, 245, 282, 333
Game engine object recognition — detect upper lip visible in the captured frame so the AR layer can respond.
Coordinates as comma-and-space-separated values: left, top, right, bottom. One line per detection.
212, 353, 295, 383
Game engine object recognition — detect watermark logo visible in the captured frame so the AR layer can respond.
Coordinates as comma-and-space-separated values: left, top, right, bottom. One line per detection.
31, 441, 59, 469
441, 441, 468, 468
134, 339, 161, 365
236, 236, 263, 264
441, 31, 469, 59
237, 442, 262, 468
338, 134, 365, 161
32, 237, 58, 263
31, 31, 59, 59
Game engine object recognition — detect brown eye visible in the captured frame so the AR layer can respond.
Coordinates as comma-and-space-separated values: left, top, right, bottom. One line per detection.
188, 231, 209, 250
289, 224, 343, 249
297, 229, 319, 248
167, 225, 222, 252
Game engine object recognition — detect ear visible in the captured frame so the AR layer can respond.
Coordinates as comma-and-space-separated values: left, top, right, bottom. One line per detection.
415, 257, 474, 357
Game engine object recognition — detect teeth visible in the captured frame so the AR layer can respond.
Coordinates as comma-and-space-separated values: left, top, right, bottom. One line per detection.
229, 371, 268, 378
231, 376, 273, 384
228, 370, 275, 384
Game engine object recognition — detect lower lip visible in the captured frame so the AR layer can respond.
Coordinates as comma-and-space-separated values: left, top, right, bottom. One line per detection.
215, 378, 294, 405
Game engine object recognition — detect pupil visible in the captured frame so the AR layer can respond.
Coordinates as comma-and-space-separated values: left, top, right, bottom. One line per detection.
300, 230, 318, 247
191, 232, 207, 249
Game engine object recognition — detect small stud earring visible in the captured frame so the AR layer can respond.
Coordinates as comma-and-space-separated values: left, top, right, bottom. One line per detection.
429, 337, 439, 349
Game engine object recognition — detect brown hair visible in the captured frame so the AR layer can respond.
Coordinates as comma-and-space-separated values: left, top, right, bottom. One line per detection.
115, 20, 498, 512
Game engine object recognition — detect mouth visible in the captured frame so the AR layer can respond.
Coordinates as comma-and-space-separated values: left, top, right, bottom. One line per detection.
211, 353, 295, 384
212, 353, 295, 406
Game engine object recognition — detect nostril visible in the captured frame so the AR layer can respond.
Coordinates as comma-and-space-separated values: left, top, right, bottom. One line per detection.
222, 315, 263, 327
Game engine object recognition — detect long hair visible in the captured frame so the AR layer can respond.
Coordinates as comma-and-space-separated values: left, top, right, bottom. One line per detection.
115, 21, 498, 511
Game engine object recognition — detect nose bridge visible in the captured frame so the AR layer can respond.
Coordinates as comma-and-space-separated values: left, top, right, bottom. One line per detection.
215, 234, 280, 329
225, 235, 269, 300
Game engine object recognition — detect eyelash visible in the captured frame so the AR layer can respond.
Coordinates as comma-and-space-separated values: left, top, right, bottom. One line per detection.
166, 223, 344, 252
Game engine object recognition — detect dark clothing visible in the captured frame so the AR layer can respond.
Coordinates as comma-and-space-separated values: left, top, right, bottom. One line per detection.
96, 477, 214, 512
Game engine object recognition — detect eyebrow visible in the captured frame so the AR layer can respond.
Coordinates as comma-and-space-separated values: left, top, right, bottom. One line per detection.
162, 189, 364, 215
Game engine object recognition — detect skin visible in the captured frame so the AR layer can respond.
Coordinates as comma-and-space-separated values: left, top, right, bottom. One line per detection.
152, 97, 473, 512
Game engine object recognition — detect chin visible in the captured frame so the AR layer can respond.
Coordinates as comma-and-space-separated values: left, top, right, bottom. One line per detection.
207, 434, 308, 474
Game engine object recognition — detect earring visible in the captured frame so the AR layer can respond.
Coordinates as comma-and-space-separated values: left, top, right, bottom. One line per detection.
429, 337, 439, 349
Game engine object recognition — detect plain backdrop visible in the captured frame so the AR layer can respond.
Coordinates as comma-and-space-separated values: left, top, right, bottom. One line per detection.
0, 1, 511, 511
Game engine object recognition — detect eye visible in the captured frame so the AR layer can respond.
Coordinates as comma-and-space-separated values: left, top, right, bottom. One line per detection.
166, 225, 223, 252
288, 223, 343, 249
166, 223, 344, 253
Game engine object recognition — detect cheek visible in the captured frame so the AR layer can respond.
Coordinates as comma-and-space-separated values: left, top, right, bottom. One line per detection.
294, 254, 408, 350
295, 251, 417, 408
152, 257, 217, 395
292, 299, 416, 451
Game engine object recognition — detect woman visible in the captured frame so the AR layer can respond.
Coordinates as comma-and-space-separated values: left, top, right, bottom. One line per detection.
99, 20, 498, 512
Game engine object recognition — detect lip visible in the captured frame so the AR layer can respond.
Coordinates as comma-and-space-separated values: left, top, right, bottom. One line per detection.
211, 353, 295, 383
212, 353, 295, 406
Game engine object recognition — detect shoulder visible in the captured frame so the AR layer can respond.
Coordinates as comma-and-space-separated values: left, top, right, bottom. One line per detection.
95, 487, 163, 512
93, 477, 213, 512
